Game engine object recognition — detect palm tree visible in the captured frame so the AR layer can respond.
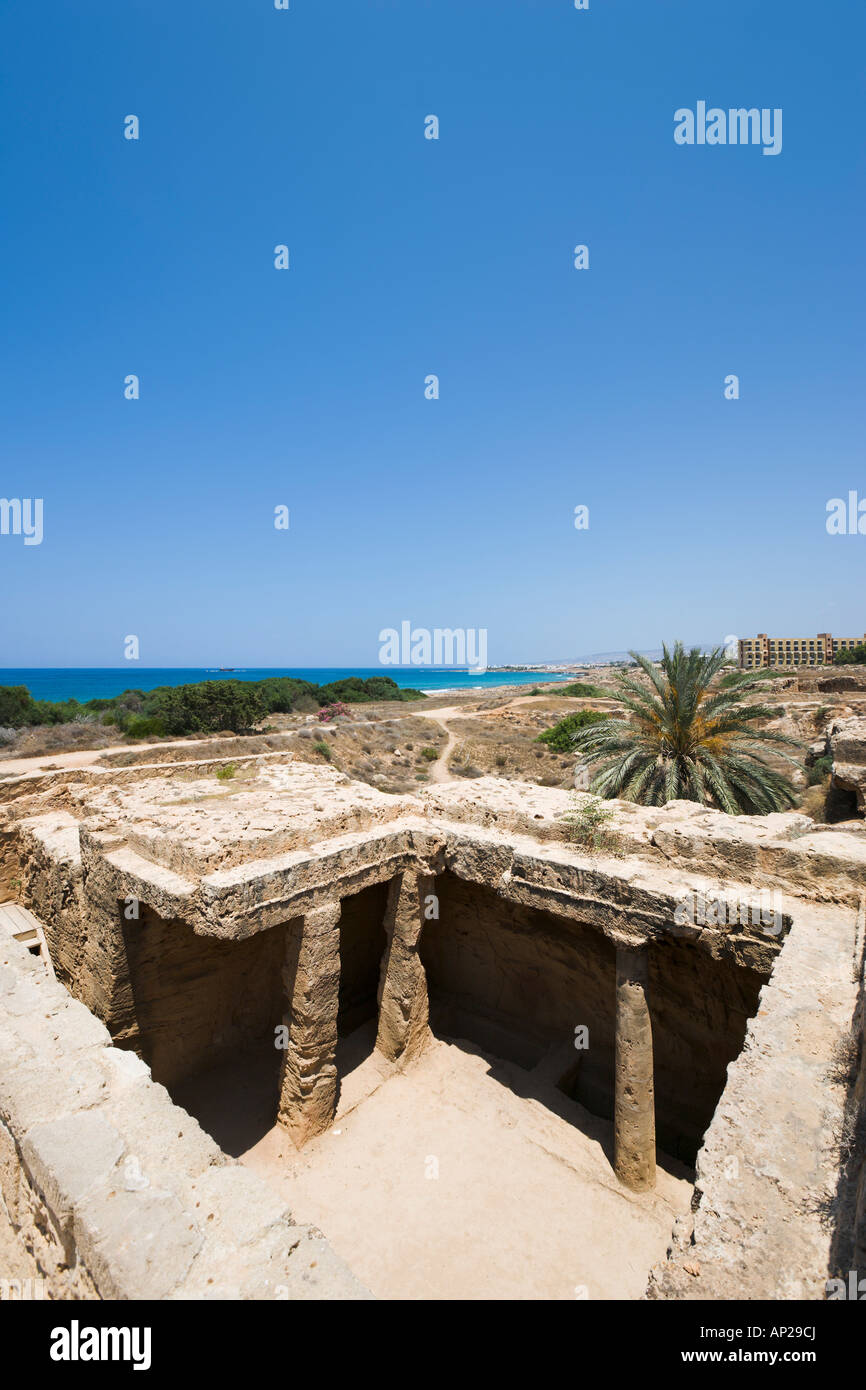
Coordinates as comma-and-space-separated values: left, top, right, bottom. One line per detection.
572, 642, 800, 814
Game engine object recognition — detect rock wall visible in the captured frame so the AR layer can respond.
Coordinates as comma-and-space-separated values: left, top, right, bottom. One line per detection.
0, 931, 369, 1300
115, 905, 290, 1089
647, 898, 860, 1300
832, 900, 866, 1276
829, 716, 866, 818
422, 869, 616, 1093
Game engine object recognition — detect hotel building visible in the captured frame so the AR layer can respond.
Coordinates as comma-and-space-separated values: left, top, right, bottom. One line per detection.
738, 632, 866, 669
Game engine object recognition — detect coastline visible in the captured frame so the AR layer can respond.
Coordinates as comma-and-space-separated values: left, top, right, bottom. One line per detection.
0, 667, 577, 706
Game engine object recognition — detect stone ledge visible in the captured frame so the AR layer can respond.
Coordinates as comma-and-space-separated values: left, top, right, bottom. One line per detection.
646, 898, 863, 1300
0, 933, 370, 1301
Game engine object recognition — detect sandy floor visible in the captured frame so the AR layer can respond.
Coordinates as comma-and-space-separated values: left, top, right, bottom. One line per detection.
179, 1026, 692, 1300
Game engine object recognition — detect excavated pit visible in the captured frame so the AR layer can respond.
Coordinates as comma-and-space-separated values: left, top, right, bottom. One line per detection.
420, 873, 767, 1164
114, 866, 770, 1208
2, 757, 863, 1299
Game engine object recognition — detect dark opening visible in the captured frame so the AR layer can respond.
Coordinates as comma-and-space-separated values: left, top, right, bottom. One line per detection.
648, 938, 765, 1163
419, 871, 770, 1166
826, 779, 860, 823
334, 881, 390, 1097
337, 881, 389, 1036
117, 903, 291, 1155
420, 872, 616, 1121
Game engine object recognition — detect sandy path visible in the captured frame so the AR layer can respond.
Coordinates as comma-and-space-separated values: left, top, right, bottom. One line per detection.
408, 705, 466, 783
0, 747, 117, 777
0, 694, 550, 782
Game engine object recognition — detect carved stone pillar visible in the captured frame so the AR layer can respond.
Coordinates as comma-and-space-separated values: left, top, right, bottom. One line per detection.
277, 900, 341, 1146
614, 939, 656, 1191
375, 869, 433, 1065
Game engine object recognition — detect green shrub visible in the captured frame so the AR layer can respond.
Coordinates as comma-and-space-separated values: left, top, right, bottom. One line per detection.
146, 681, 266, 736
0, 686, 39, 727
0, 673, 428, 742
215, 763, 236, 780
125, 715, 167, 740
537, 709, 608, 752
420, 747, 439, 761
554, 682, 611, 700
834, 644, 866, 665
256, 677, 319, 714
317, 677, 425, 705
563, 794, 621, 854
313, 740, 332, 760
807, 755, 833, 786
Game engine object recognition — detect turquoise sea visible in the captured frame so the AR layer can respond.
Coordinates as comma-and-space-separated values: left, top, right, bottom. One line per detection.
0, 668, 575, 705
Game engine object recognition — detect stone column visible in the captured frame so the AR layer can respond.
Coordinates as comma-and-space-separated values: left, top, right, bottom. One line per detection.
375, 869, 433, 1065
614, 939, 656, 1191
277, 901, 341, 1147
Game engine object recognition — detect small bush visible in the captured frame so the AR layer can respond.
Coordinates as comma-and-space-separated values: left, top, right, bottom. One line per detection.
215, 763, 236, 780
313, 741, 332, 761
0, 686, 38, 728
318, 701, 351, 723
807, 754, 833, 786
563, 794, 622, 854
420, 747, 439, 761
125, 716, 167, 740
834, 644, 866, 666
554, 682, 611, 700
537, 708, 608, 753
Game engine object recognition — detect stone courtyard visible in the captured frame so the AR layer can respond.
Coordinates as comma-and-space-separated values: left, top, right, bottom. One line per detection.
1, 745, 865, 1299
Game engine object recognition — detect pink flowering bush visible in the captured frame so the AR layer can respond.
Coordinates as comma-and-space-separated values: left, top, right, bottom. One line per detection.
318, 701, 351, 723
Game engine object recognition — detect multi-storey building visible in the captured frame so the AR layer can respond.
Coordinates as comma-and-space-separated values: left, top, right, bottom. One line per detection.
738, 632, 866, 669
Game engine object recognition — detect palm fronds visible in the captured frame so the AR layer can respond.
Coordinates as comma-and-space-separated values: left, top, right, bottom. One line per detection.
572, 642, 800, 814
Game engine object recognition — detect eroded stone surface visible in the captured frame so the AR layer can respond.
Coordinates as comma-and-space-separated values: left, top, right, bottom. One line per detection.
1, 746, 864, 1300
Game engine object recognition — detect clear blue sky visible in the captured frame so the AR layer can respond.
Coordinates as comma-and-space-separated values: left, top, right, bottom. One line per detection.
1, 0, 864, 667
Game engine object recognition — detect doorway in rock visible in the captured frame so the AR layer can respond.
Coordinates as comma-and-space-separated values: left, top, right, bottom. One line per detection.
648, 936, 767, 1163
419, 872, 772, 1168
419, 871, 617, 1130
335, 880, 390, 1097
826, 781, 860, 823
118, 903, 292, 1156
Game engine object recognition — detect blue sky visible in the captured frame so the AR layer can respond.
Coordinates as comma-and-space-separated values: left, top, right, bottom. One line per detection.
1, 0, 864, 667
